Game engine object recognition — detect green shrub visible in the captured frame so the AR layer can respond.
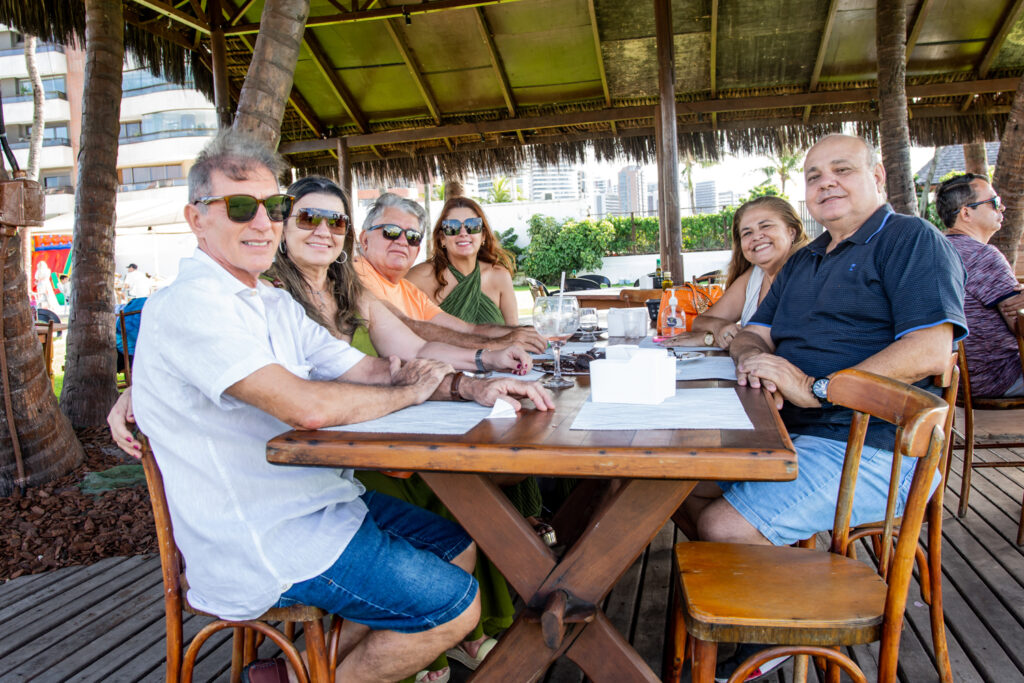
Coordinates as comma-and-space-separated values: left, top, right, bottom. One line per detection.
521, 215, 614, 284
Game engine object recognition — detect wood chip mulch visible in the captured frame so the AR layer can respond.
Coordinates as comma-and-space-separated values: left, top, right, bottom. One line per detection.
0, 427, 156, 583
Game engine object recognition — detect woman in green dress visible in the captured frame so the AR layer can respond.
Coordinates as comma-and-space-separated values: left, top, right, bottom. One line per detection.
269, 177, 518, 683
407, 196, 519, 326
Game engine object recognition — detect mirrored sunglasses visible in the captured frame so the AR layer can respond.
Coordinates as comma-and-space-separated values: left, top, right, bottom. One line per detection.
965, 195, 1004, 212
368, 223, 424, 247
193, 194, 293, 223
441, 217, 484, 236
294, 207, 349, 235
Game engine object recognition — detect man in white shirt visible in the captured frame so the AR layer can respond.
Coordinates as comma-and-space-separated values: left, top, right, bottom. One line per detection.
123, 263, 150, 299
128, 130, 553, 683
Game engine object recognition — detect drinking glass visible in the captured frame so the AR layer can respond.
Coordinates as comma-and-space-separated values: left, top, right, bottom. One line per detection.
533, 296, 581, 389
578, 307, 599, 341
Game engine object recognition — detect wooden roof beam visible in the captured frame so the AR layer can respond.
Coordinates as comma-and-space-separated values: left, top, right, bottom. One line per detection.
803, 0, 840, 123
303, 32, 371, 134
905, 0, 935, 61
123, 4, 196, 50
586, 0, 614, 135
279, 76, 1021, 153
475, 8, 516, 117
961, 0, 1024, 111
227, 0, 258, 25
383, 19, 443, 125
127, 0, 210, 34
226, 0, 526, 35
709, 0, 718, 128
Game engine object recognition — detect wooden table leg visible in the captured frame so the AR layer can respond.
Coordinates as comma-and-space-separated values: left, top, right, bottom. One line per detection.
567, 612, 660, 683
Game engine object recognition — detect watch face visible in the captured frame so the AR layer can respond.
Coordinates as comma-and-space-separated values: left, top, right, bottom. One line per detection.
813, 378, 829, 399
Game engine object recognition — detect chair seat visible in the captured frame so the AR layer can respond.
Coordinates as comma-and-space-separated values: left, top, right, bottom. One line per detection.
676, 542, 887, 645
181, 574, 326, 622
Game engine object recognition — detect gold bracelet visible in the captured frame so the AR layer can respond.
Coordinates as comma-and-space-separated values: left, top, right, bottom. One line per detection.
449, 371, 468, 401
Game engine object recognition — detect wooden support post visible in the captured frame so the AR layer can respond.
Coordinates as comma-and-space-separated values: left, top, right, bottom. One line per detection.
654, 0, 683, 281
209, 0, 232, 129
654, 114, 669, 269
336, 137, 353, 211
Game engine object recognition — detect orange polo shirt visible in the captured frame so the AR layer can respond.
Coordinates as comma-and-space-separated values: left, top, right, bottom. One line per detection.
354, 259, 443, 322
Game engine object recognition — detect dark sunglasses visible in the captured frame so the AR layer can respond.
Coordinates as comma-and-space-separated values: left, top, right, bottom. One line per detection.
440, 217, 484, 236
294, 207, 349, 235
368, 223, 424, 247
965, 195, 1004, 212
193, 194, 294, 222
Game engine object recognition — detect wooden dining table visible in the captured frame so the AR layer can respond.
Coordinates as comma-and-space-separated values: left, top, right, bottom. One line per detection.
267, 374, 796, 682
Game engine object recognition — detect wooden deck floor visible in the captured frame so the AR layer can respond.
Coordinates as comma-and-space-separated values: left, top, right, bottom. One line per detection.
1, 445, 1022, 683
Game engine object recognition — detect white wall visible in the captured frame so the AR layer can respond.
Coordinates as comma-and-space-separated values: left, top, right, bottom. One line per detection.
592, 251, 732, 285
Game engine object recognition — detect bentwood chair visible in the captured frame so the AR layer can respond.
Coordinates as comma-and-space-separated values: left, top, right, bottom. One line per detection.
668, 369, 948, 683
35, 320, 55, 379
954, 309, 1024, 545
138, 434, 338, 683
525, 277, 552, 300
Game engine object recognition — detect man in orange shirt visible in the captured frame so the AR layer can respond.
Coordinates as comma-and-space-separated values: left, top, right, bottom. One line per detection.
356, 193, 545, 353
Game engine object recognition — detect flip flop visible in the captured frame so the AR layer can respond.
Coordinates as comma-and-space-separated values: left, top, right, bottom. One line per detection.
241, 658, 289, 683
414, 666, 451, 683
446, 636, 497, 671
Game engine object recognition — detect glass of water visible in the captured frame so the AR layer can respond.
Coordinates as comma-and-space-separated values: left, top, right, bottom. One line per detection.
578, 307, 599, 341
533, 296, 580, 389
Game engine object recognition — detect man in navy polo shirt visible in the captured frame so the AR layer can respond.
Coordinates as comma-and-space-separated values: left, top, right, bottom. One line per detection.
683, 134, 966, 551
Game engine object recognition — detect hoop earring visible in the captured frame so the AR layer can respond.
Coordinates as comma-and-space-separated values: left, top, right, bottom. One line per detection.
278, 240, 287, 254
335, 250, 348, 265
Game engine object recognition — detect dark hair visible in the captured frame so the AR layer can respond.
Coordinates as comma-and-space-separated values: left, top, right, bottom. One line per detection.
935, 173, 988, 228
127, 263, 138, 270
427, 196, 515, 300
265, 176, 364, 338
726, 196, 808, 287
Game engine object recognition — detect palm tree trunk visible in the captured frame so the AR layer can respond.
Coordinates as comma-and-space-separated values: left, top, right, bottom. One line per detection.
0, 195, 83, 496
59, 0, 122, 427
875, 0, 917, 216
232, 0, 310, 147
963, 140, 988, 176
24, 36, 44, 183
992, 76, 1024, 271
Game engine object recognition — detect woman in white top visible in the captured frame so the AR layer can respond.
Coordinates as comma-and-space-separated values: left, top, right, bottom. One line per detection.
664, 196, 808, 349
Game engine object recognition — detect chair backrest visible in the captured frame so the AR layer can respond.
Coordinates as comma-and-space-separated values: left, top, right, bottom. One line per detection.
825, 369, 948, 682
35, 321, 55, 379
618, 288, 663, 307
693, 269, 724, 285
137, 434, 186, 681
564, 277, 597, 292
578, 274, 611, 288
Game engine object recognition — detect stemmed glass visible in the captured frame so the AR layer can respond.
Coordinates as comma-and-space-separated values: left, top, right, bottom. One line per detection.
533, 296, 581, 389
578, 307, 599, 342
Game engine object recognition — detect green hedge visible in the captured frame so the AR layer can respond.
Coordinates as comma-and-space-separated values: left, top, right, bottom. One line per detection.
599, 210, 734, 256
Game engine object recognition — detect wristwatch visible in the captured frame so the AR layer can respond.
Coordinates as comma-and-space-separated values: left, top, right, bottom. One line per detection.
704, 331, 715, 346
811, 377, 830, 402
475, 348, 487, 373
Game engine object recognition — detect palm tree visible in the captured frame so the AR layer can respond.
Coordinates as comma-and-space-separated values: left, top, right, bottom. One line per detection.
488, 176, 512, 203
875, 0, 917, 216
992, 76, 1024, 270
232, 0, 311, 146
24, 35, 44, 183
59, 0, 123, 426
760, 146, 803, 197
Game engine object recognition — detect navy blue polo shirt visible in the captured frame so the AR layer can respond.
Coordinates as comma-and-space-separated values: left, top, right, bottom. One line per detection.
749, 204, 967, 450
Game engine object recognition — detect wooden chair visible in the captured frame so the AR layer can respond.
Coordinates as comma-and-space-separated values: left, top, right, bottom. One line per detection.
117, 308, 142, 388
35, 320, 55, 379
954, 309, 1024, 545
138, 434, 337, 683
839, 354, 958, 683
525, 277, 552, 300
578, 273, 611, 288
668, 369, 948, 683
617, 287, 663, 307
693, 269, 724, 286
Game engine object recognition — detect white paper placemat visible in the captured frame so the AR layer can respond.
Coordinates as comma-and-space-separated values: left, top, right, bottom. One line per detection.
325, 401, 493, 434
638, 336, 720, 352
676, 356, 738, 381
570, 388, 754, 431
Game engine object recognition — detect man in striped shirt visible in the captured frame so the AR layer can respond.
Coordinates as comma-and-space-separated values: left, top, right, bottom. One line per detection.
937, 173, 1024, 397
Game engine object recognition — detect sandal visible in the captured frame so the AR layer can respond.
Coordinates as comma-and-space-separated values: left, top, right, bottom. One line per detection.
241, 658, 289, 683
446, 636, 497, 671
414, 666, 451, 683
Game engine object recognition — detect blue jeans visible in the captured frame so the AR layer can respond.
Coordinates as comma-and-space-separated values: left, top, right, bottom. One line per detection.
277, 490, 477, 633
720, 434, 933, 546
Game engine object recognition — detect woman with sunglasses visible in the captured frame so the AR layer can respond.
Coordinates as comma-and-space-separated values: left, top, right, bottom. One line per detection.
268, 176, 513, 683
407, 196, 519, 326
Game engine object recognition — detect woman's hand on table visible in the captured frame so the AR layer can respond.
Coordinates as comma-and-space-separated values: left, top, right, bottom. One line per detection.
483, 345, 533, 374
655, 331, 706, 347
461, 375, 556, 412
107, 388, 140, 458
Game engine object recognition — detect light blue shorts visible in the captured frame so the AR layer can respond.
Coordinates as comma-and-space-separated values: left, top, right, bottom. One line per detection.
720, 434, 935, 546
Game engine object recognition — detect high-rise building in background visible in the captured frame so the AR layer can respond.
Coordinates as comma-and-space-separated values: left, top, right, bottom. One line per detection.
618, 165, 643, 213
646, 181, 658, 214
527, 160, 580, 201
718, 190, 736, 208
694, 180, 718, 214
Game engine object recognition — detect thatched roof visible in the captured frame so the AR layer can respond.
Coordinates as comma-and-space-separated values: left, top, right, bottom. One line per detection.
4, 1, 1024, 184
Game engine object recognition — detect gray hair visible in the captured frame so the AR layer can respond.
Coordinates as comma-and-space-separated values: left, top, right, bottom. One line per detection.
188, 129, 288, 204
361, 192, 428, 233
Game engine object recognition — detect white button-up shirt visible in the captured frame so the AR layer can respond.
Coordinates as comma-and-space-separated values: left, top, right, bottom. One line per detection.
133, 249, 367, 620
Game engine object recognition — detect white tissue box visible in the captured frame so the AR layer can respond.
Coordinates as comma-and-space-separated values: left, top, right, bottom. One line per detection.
590, 345, 676, 405
607, 307, 650, 337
